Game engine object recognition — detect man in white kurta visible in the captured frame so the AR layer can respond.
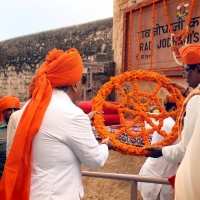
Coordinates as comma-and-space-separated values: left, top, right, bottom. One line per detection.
0, 48, 112, 200
175, 104, 200, 200
6, 92, 109, 199
138, 113, 178, 199
25, 89, 109, 200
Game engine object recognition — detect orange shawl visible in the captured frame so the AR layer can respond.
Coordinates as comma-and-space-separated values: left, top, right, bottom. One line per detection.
0, 48, 82, 200
178, 86, 200, 141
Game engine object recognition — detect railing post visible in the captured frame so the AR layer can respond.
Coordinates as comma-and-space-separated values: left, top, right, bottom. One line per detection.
130, 181, 137, 200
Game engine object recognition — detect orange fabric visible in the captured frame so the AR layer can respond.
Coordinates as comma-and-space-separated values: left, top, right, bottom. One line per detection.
0, 48, 82, 200
0, 96, 20, 121
179, 43, 200, 65
165, 93, 176, 103
27, 76, 37, 100
177, 86, 200, 141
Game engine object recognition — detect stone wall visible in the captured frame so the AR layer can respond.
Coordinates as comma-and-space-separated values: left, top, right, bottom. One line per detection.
0, 17, 114, 101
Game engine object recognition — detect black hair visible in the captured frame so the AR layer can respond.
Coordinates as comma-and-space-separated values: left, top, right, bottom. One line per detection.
56, 85, 71, 92
188, 64, 198, 69
164, 102, 176, 112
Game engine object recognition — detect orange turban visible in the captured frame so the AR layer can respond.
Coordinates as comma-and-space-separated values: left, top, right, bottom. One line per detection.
36, 48, 82, 87
0, 96, 20, 121
0, 48, 83, 200
165, 94, 176, 104
27, 76, 36, 100
179, 43, 200, 65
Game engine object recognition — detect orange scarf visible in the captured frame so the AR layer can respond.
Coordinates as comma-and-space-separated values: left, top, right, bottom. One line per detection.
0, 48, 82, 200
178, 85, 200, 141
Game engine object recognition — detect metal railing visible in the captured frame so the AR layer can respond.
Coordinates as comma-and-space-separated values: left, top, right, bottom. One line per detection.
82, 171, 170, 200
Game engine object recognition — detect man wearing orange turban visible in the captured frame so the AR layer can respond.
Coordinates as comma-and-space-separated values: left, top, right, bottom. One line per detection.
0, 48, 112, 200
175, 44, 200, 200
0, 95, 20, 179
144, 43, 200, 200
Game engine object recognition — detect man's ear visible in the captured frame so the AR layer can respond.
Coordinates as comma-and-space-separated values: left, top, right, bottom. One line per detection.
71, 83, 78, 92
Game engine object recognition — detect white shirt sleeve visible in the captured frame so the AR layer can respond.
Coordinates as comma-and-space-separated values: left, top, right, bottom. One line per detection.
64, 112, 109, 170
162, 95, 200, 163
151, 117, 175, 144
6, 110, 21, 156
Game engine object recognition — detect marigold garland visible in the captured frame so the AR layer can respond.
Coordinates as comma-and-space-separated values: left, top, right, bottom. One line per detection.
128, 11, 133, 71
122, 12, 127, 73
122, 0, 160, 72
163, 0, 196, 65
122, 0, 196, 71
137, 7, 143, 69
163, 0, 196, 41
150, 3, 155, 69
92, 70, 184, 156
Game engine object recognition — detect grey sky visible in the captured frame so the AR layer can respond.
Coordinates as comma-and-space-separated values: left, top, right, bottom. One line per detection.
0, 0, 113, 42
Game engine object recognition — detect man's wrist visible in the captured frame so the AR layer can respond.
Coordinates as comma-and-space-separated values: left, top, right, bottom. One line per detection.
100, 140, 108, 145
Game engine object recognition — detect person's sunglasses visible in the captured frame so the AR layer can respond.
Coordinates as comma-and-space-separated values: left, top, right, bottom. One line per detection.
82, 75, 87, 84
183, 64, 198, 77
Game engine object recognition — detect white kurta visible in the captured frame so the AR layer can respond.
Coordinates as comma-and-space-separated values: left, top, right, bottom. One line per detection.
162, 95, 200, 163
19, 89, 109, 200
6, 110, 21, 156
175, 108, 200, 200
138, 117, 178, 200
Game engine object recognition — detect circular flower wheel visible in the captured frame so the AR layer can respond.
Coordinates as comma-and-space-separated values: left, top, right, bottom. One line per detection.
92, 70, 184, 156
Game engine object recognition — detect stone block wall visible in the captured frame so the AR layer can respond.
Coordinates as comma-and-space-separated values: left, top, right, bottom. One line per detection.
0, 17, 114, 101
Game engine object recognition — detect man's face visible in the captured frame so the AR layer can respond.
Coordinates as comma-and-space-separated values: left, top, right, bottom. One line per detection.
183, 64, 200, 88
3, 106, 19, 124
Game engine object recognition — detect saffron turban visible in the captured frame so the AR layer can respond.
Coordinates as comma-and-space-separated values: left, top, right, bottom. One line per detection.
0, 96, 20, 121
165, 94, 176, 104
37, 48, 82, 87
27, 76, 37, 100
0, 48, 83, 200
179, 43, 200, 65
